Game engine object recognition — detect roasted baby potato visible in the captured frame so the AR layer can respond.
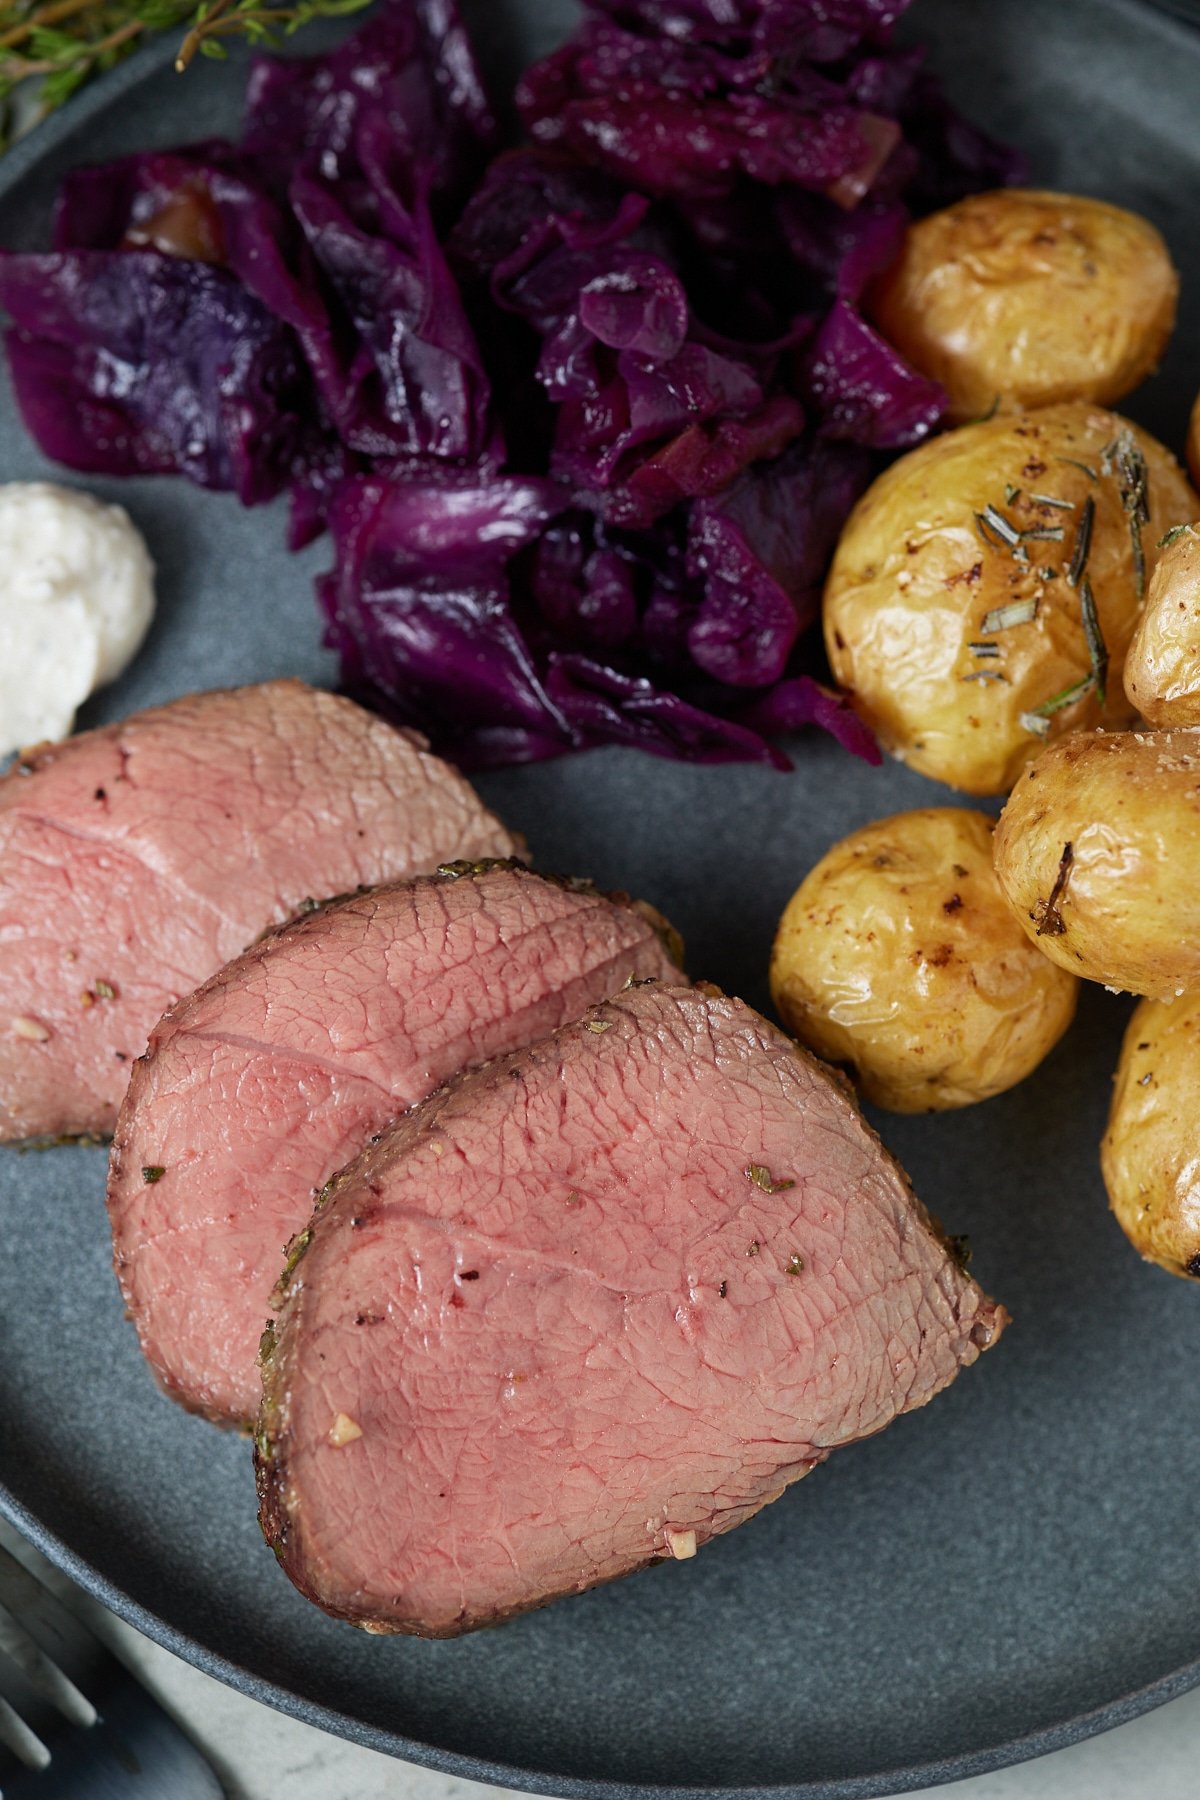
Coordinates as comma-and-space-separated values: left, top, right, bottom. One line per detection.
1124, 523, 1200, 724
1102, 993, 1200, 1281
1187, 390, 1200, 493
993, 725, 1200, 997
868, 189, 1178, 423
769, 808, 1078, 1112
824, 403, 1197, 794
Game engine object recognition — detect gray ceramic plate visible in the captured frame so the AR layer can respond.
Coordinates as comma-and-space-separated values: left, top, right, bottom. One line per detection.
2, 3, 1200, 1795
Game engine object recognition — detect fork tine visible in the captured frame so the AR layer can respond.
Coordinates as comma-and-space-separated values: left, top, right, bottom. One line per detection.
0, 1688, 49, 1774
0, 1597, 95, 1731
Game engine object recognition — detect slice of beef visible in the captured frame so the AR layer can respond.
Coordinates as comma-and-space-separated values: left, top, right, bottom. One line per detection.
257, 982, 1006, 1638
0, 680, 516, 1144
109, 864, 684, 1426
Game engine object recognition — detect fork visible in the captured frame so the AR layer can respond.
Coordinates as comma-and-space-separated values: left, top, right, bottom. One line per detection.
0, 1536, 224, 1798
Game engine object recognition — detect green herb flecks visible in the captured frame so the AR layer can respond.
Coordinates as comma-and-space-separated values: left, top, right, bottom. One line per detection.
968, 642, 1001, 658
961, 670, 1009, 684
1019, 525, 1065, 542
745, 1163, 794, 1194
1028, 493, 1075, 511
0, 0, 373, 126
1066, 494, 1095, 589
785, 1254, 804, 1278
980, 597, 1038, 633
978, 503, 1021, 548
141, 1164, 165, 1184
1004, 483, 1021, 505
947, 1235, 972, 1272
1107, 429, 1150, 599
1034, 674, 1096, 717
1018, 710, 1051, 740
1079, 577, 1108, 706
1159, 523, 1196, 548
1057, 456, 1099, 482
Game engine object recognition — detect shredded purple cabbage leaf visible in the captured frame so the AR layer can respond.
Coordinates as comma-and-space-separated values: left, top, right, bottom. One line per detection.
0, 0, 1023, 770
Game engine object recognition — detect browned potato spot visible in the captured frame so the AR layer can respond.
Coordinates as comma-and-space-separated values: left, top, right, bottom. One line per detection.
1102, 993, 1200, 1281
993, 725, 1200, 997
769, 808, 1077, 1113
823, 403, 1197, 795
1124, 523, 1200, 724
867, 189, 1177, 423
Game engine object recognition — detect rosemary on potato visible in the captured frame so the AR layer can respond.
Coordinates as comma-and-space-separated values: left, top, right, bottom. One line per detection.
981, 597, 1038, 633
1066, 494, 1095, 589
1079, 576, 1108, 706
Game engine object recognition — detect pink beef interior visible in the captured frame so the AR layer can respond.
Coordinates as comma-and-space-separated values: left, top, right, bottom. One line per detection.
109, 866, 682, 1425
0, 680, 516, 1142
258, 983, 1006, 1638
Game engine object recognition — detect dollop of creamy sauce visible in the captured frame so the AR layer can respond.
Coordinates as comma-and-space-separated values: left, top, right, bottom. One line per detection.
0, 482, 155, 760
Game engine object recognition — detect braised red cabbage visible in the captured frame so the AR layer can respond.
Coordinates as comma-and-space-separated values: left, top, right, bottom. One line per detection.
0, 0, 1023, 769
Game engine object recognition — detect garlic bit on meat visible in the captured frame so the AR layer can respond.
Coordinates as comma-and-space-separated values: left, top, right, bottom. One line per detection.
0, 482, 155, 762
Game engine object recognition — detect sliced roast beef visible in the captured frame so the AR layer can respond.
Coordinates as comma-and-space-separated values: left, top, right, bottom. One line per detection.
257, 982, 1006, 1638
0, 681, 517, 1143
109, 864, 683, 1425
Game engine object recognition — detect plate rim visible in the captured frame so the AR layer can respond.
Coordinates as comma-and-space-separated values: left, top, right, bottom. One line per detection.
3, 12, 1200, 1798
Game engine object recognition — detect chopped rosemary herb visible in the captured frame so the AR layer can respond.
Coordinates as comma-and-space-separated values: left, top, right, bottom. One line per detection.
1158, 523, 1196, 548
1079, 577, 1108, 706
968, 641, 1001, 657
1111, 428, 1150, 599
585, 1018, 613, 1034
1066, 494, 1095, 589
1019, 710, 1051, 739
979, 503, 1020, 546
961, 670, 1009, 684
785, 1254, 804, 1278
1004, 483, 1021, 504
1057, 456, 1098, 482
1020, 526, 1065, 542
92, 978, 116, 999
141, 1165, 166, 1184
981, 597, 1038, 632
1029, 493, 1075, 510
1034, 842, 1075, 937
1035, 674, 1096, 717
1012, 544, 1030, 564
948, 1234, 972, 1272
1039, 566, 1059, 581
745, 1163, 794, 1194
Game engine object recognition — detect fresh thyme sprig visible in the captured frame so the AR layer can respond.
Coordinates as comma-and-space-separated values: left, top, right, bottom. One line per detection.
0, 0, 371, 140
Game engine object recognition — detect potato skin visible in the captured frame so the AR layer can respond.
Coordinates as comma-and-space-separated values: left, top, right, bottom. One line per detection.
1123, 524, 1200, 724
993, 725, 1200, 997
1102, 994, 1200, 1280
823, 403, 1197, 795
868, 189, 1178, 424
769, 808, 1077, 1113
1187, 390, 1200, 493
